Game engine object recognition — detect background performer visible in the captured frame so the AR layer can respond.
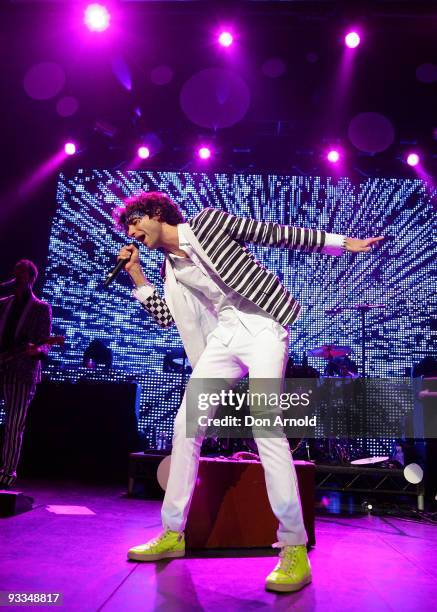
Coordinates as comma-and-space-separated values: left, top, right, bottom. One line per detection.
0, 260, 52, 489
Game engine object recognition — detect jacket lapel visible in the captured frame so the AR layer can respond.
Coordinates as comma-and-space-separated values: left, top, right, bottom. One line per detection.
180, 223, 223, 279
163, 257, 208, 368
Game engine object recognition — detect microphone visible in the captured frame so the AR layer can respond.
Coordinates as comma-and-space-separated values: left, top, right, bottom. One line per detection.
104, 256, 130, 288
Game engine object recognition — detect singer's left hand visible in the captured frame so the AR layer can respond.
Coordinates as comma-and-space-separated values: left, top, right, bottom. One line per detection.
345, 236, 384, 253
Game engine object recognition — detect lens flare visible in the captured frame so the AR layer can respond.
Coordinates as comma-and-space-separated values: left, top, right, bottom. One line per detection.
406, 152, 420, 167
84, 4, 111, 32
137, 146, 150, 159
218, 31, 233, 47
64, 142, 77, 155
327, 150, 340, 163
345, 31, 360, 49
198, 147, 212, 160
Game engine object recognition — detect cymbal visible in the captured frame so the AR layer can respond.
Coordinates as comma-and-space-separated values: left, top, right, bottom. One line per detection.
351, 456, 389, 465
325, 303, 386, 315
307, 345, 352, 359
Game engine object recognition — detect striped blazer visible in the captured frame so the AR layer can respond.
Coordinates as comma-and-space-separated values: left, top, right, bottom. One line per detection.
137, 208, 345, 338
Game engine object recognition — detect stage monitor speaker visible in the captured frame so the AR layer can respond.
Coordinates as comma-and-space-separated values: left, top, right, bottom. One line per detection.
20, 381, 141, 481
0, 490, 33, 517
185, 457, 316, 549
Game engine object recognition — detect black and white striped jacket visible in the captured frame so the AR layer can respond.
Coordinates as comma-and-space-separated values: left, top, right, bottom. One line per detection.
138, 207, 345, 330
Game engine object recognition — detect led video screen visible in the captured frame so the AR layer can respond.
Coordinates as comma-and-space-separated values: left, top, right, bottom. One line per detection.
40, 170, 435, 452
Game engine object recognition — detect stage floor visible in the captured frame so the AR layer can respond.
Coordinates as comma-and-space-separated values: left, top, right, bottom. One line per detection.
1, 481, 436, 611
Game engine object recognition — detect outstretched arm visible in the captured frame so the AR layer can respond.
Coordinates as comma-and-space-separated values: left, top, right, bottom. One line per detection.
345, 236, 384, 252
192, 208, 345, 255
192, 208, 383, 256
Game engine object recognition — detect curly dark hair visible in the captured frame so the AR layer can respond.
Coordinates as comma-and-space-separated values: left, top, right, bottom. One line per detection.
113, 191, 185, 231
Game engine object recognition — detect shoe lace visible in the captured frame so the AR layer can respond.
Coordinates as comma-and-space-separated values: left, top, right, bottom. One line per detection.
147, 532, 167, 548
148, 530, 183, 548
272, 542, 298, 573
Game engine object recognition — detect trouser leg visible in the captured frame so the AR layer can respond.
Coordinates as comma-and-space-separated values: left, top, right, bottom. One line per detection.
161, 335, 246, 532
255, 435, 308, 545
0, 375, 36, 487
247, 327, 308, 545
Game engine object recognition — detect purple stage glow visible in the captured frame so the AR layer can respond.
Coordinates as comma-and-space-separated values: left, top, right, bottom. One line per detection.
198, 147, 212, 160
112, 57, 132, 91
180, 68, 250, 129
64, 142, 77, 156
15, 150, 66, 204
416, 63, 437, 84
348, 112, 395, 154
84, 3, 110, 32
345, 31, 360, 49
261, 58, 286, 78
327, 150, 340, 163
218, 31, 233, 47
56, 96, 79, 117
23, 62, 66, 101
137, 146, 150, 160
150, 65, 174, 86
406, 152, 420, 167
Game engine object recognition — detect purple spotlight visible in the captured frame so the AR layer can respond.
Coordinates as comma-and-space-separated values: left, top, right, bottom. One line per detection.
137, 146, 150, 160
198, 146, 212, 160
64, 142, 76, 156
345, 31, 360, 49
327, 150, 340, 163
406, 152, 420, 167
218, 31, 233, 47
84, 3, 110, 32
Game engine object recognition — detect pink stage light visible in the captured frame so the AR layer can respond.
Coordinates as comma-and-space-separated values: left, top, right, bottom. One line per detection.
64, 142, 77, 156
84, 4, 111, 32
218, 31, 233, 47
327, 150, 340, 163
198, 147, 212, 160
406, 152, 420, 167
345, 31, 360, 49
137, 146, 150, 159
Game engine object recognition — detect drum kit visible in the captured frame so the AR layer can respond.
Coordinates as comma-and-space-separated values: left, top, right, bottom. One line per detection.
307, 344, 358, 378
289, 302, 390, 465
161, 302, 391, 466
325, 302, 386, 378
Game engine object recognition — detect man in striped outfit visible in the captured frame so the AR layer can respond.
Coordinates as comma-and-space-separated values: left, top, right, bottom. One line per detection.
114, 191, 382, 593
0, 260, 52, 489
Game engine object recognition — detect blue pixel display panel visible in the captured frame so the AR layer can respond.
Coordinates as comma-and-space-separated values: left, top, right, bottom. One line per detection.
40, 170, 436, 452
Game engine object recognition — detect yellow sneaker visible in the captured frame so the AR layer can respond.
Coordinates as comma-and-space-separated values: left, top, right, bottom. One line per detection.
127, 530, 185, 562
265, 544, 312, 593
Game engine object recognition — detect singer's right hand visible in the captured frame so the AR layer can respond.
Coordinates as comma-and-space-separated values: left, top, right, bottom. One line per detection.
118, 244, 139, 271
118, 244, 147, 286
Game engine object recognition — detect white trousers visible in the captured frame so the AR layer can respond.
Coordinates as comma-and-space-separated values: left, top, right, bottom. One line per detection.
161, 321, 308, 545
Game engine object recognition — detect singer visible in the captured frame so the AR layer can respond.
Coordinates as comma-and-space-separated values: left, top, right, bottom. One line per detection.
113, 191, 383, 593
0, 260, 52, 489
